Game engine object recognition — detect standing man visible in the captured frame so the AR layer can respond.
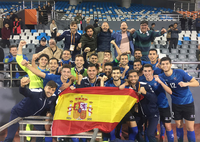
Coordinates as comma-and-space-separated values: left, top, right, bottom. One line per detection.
1, 23, 11, 48
168, 23, 181, 53
159, 57, 199, 142
143, 64, 174, 142
132, 20, 166, 61
180, 14, 187, 30
119, 70, 159, 142
46, 2, 52, 22
56, 21, 81, 61
74, 13, 82, 30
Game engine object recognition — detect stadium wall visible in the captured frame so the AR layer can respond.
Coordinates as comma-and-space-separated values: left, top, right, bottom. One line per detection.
0, 87, 200, 125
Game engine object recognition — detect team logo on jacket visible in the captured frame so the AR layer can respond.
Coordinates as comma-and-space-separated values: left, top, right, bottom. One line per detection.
67, 96, 93, 120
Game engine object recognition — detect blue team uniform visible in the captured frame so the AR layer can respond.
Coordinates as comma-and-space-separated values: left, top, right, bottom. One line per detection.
159, 69, 193, 105
105, 79, 125, 87
138, 74, 146, 82
146, 78, 169, 108
44, 73, 70, 95
144, 61, 163, 75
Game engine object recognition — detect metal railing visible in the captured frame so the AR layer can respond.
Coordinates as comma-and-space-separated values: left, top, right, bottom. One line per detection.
0, 116, 101, 142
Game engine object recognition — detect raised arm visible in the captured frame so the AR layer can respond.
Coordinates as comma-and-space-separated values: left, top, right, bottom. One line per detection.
155, 76, 172, 95
110, 40, 122, 61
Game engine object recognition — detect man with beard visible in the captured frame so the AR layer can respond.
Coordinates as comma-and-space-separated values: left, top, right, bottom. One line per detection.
101, 67, 138, 141
76, 64, 100, 88
143, 64, 174, 142
119, 53, 132, 79
56, 21, 81, 61
59, 50, 75, 67
37, 38, 63, 60
132, 20, 166, 61
112, 22, 134, 58
99, 62, 113, 84
159, 57, 199, 142
119, 70, 159, 142
71, 54, 87, 84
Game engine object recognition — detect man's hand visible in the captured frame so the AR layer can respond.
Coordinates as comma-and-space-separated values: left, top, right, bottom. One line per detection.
155, 76, 162, 84
69, 75, 76, 83
129, 28, 135, 34
102, 75, 108, 82
59, 83, 69, 91
77, 74, 83, 84
109, 29, 113, 33
126, 51, 131, 54
103, 57, 109, 63
20, 77, 30, 87
84, 47, 90, 53
125, 65, 129, 71
32, 54, 39, 61
178, 81, 188, 87
110, 40, 116, 45
19, 40, 27, 48
56, 32, 61, 37
21, 60, 29, 66
77, 43, 82, 50
161, 28, 167, 34
70, 86, 76, 90
139, 87, 147, 95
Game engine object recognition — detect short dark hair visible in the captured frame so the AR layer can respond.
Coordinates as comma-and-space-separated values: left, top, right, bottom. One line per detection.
70, 21, 77, 26
134, 48, 142, 53
120, 53, 128, 60
143, 64, 153, 70
174, 23, 178, 25
90, 53, 98, 58
61, 64, 71, 71
169, 24, 173, 28
104, 50, 111, 54
9, 45, 17, 50
85, 25, 94, 33
49, 57, 59, 64
46, 80, 58, 89
112, 67, 121, 73
75, 54, 84, 60
160, 57, 172, 64
133, 59, 142, 65
19, 17, 22, 20
127, 70, 138, 77
104, 62, 113, 68
149, 49, 157, 54
140, 20, 148, 25
60, 50, 71, 59
151, 23, 155, 26
88, 63, 98, 70
38, 54, 49, 62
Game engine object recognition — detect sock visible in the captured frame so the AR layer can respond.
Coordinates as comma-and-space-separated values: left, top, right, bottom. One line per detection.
176, 127, 184, 142
81, 138, 87, 142
26, 124, 33, 141
145, 128, 149, 142
45, 137, 52, 142
187, 131, 196, 142
160, 121, 165, 137
72, 138, 79, 142
166, 130, 174, 142
110, 128, 116, 140
128, 126, 138, 141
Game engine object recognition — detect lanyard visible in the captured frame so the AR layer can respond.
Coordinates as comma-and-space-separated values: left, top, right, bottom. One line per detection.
71, 32, 75, 45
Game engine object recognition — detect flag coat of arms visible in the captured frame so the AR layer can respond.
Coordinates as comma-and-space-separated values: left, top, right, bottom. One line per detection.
52, 87, 138, 136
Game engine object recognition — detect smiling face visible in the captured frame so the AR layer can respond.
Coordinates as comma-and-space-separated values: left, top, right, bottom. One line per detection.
101, 22, 109, 32
104, 65, 112, 77
160, 60, 172, 72
134, 51, 142, 60
49, 39, 56, 48
104, 52, 111, 60
112, 69, 121, 81
148, 51, 158, 63
10, 47, 17, 57
62, 50, 71, 61
143, 67, 154, 80
49, 59, 58, 72
38, 56, 48, 68
70, 23, 77, 33
44, 86, 56, 98
128, 72, 139, 85
120, 22, 128, 32
75, 56, 84, 68
89, 55, 98, 64
61, 68, 71, 80
140, 23, 148, 33
120, 55, 128, 66
133, 62, 142, 71
87, 66, 98, 80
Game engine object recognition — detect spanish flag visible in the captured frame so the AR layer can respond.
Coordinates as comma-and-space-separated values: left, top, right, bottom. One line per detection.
52, 87, 138, 136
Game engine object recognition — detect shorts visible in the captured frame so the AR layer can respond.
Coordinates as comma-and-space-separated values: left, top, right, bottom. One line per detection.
121, 107, 136, 123
159, 107, 172, 123
172, 102, 195, 121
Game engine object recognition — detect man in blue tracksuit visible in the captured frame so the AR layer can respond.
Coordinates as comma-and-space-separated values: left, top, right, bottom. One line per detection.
4, 77, 58, 142
56, 21, 82, 61
119, 70, 159, 142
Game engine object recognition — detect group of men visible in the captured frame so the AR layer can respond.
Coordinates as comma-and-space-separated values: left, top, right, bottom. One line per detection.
3, 19, 199, 142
